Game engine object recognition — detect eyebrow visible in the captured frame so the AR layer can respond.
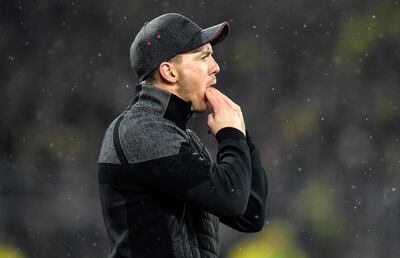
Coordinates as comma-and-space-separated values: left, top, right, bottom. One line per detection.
196, 47, 213, 57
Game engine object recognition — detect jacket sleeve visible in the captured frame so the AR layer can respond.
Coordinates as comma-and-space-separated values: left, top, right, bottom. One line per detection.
113, 121, 253, 218
219, 131, 268, 232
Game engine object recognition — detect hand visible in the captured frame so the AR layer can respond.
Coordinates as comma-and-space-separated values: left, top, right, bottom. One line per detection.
205, 87, 246, 136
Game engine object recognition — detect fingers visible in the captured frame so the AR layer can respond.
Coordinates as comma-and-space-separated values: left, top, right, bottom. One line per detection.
210, 88, 239, 110
205, 88, 223, 112
205, 87, 246, 136
207, 113, 214, 124
207, 113, 216, 135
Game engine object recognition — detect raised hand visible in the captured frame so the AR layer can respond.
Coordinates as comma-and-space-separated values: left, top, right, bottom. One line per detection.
205, 87, 246, 136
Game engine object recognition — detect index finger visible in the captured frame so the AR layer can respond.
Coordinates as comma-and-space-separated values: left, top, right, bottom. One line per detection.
212, 88, 239, 110
205, 87, 223, 112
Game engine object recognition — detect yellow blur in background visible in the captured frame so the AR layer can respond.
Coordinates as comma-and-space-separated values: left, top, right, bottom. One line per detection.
0, 244, 26, 258
227, 219, 308, 258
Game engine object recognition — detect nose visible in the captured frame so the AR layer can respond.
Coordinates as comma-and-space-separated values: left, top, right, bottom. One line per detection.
209, 56, 220, 75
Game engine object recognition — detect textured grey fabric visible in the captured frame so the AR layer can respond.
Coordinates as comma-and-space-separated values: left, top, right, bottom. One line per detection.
98, 85, 266, 258
120, 113, 187, 163
136, 85, 171, 116
116, 86, 221, 257
98, 118, 121, 164
118, 86, 188, 163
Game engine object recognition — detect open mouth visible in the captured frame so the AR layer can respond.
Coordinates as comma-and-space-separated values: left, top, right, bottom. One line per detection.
209, 76, 217, 86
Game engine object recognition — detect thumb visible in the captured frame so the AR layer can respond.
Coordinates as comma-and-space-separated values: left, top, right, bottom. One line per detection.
207, 113, 215, 126
207, 113, 215, 134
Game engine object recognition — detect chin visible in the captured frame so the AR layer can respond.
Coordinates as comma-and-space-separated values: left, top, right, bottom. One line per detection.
191, 103, 208, 113
191, 107, 207, 113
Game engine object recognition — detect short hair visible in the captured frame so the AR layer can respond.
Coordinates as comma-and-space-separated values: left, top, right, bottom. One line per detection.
142, 55, 182, 84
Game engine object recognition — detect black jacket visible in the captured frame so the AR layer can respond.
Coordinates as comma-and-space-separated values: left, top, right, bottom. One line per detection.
98, 85, 268, 258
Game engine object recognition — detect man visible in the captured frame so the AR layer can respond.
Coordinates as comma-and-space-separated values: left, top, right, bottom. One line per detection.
98, 13, 268, 258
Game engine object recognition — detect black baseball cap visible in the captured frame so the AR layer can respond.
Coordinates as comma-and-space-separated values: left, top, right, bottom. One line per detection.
130, 13, 230, 82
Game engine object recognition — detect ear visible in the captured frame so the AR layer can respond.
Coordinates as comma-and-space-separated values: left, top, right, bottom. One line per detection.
158, 61, 178, 84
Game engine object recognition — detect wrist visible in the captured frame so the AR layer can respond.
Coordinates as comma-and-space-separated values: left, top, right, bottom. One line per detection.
216, 127, 246, 144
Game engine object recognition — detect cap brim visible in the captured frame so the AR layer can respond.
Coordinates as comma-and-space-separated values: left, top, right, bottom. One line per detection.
201, 21, 230, 46
179, 21, 230, 54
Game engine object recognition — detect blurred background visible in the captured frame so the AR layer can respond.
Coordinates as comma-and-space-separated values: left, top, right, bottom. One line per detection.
1, 0, 399, 257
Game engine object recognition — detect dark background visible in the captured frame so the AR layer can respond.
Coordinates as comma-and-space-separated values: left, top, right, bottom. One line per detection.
1, 0, 399, 257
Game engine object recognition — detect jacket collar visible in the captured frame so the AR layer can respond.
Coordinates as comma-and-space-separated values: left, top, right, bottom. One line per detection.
129, 84, 192, 130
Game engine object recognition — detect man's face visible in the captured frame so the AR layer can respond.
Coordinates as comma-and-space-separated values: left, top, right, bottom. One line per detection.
174, 43, 220, 112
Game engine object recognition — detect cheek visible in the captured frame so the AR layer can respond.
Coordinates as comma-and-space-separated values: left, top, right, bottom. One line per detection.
193, 63, 208, 77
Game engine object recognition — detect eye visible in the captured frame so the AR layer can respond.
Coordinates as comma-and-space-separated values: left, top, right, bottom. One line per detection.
201, 54, 210, 61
